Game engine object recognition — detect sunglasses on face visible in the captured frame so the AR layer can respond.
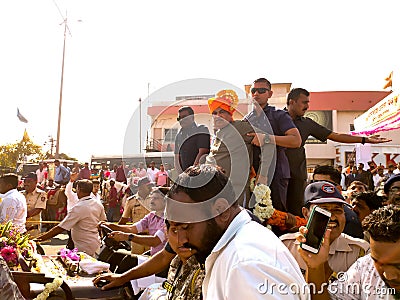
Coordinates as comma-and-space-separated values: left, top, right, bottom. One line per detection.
251, 87, 269, 94
177, 115, 190, 121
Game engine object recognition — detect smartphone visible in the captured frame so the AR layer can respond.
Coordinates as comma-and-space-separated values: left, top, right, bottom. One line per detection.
300, 206, 331, 254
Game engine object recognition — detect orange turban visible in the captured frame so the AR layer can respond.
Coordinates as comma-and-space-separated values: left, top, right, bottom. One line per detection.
208, 89, 239, 115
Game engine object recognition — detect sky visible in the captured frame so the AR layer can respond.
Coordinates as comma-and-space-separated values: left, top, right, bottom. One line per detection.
0, 0, 398, 162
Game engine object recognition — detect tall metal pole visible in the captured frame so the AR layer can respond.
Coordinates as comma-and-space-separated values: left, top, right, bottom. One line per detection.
55, 18, 67, 158
139, 97, 142, 152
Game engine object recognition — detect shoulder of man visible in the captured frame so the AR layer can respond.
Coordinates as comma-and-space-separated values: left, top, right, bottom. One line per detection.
35, 188, 48, 202
195, 124, 210, 134
340, 233, 370, 252
35, 188, 46, 194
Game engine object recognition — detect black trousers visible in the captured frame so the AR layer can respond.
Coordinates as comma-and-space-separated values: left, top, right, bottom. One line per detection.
286, 177, 306, 217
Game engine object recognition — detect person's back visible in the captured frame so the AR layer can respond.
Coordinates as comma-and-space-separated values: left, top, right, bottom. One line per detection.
61, 196, 106, 256
0, 173, 27, 233
58, 180, 106, 256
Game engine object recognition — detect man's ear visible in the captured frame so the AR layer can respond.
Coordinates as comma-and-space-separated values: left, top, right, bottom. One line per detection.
212, 198, 230, 222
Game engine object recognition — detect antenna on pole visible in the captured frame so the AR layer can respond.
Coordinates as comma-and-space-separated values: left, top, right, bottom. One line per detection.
53, 0, 73, 158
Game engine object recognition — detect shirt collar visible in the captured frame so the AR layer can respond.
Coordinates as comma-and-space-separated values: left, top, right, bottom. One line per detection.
328, 233, 354, 254
4, 189, 18, 197
211, 210, 251, 253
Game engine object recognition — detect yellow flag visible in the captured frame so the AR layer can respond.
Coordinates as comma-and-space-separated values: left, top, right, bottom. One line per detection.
383, 71, 393, 89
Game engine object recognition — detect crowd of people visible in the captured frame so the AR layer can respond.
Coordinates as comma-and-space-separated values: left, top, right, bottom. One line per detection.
1, 77, 399, 299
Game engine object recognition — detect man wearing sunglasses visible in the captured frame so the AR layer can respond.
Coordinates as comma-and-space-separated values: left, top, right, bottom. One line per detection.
285, 88, 391, 218
245, 78, 301, 216
174, 106, 210, 174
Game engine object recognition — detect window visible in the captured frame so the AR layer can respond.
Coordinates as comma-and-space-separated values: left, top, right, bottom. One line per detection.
164, 128, 178, 142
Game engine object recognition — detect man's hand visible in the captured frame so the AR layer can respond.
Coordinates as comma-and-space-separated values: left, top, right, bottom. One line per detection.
367, 135, 392, 144
247, 132, 265, 147
70, 172, 79, 182
296, 226, 331, 269
107, 231, 129, 242
98, 221, 109, 229
93, 273, 125, 290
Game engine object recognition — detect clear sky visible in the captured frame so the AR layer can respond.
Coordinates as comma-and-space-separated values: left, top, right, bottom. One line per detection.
0, 0, 398, 162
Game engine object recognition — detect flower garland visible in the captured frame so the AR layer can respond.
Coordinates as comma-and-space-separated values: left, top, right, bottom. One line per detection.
33, 276, 63, 300
0, 221, 33, 268
59, 248, 80, 261
252, 184, 275, 227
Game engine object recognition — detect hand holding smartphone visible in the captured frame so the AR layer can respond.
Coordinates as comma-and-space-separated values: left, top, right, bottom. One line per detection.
300, 206, 331, 254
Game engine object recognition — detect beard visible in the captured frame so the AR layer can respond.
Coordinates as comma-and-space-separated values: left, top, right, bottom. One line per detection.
185, 218, 225, 264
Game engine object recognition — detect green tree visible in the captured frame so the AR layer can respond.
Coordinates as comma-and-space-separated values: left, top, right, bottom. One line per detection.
0, 131, 42, 168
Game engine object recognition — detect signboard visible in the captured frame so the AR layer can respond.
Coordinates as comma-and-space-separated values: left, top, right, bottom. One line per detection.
353, 92, 400, 135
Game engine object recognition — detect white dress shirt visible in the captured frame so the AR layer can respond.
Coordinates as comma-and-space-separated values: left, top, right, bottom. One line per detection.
329, 254, 396, 300
203, 210, 310, 299
0, 189, 27, 232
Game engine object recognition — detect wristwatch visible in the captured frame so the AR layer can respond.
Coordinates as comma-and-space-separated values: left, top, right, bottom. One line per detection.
128, 234, 135, 241
264, 133, 271, 144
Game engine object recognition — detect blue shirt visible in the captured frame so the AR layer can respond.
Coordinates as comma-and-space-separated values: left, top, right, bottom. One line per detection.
244, 105, 296, 179
54, 165, 69, 183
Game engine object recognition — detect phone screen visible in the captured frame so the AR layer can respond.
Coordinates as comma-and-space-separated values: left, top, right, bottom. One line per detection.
304, 207, 330, 251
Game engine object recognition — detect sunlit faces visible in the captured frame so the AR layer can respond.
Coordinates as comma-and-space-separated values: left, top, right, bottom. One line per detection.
304, 203, 345, 243
351, 198, 371, 222
371, 239, 400, 292
149, 191, 166, 212
92, 183, 100, 194
167, 191, 225, 263
177, 111, 194, 129
289, 93, 310, 117
388, 181, 400, 205
212, 108, 232, 129
23, 178, 37, 193
251, 82, 272, 109
168, 223, 197, 260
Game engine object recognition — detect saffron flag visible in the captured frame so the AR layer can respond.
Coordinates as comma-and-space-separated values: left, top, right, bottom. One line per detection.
17, 108, 28, 123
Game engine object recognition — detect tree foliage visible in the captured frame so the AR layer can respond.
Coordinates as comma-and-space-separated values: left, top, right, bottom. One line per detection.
0, 131, 42, 168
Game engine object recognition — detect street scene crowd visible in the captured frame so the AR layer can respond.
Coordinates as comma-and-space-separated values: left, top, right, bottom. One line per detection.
1, 77, 399, 299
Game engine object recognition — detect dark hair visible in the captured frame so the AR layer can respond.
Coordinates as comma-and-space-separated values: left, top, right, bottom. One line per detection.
253, 78, 271, 90
168, 164, 236, 206
286, 88, 310, 105
178, 106, 194, 116
0, 173, 18, 189
92, 179, 100, 185
362, 204, 400, 242
313, 165, 341, 185
348, 181, 368, 191
354, 191, 384, 210
76, 179, 93, 194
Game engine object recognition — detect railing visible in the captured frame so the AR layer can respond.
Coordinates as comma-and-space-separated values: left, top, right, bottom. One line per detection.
146, 138, 163, 152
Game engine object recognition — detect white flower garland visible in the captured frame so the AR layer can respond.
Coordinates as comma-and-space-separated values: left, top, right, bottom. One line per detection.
33, 276, 63, 300
252, 184, 275, 224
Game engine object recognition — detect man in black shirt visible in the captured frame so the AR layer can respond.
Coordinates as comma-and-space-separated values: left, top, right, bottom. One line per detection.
174, 106, 210, 174
285, 88, 390, 217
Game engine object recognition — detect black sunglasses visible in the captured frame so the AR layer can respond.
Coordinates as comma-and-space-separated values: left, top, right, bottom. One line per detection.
177, 115, 189, 121
251, 87, 269, 94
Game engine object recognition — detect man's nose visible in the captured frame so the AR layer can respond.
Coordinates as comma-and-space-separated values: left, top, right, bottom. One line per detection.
177, 230, 188, 245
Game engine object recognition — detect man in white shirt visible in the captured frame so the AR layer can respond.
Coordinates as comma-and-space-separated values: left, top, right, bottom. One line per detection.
146, 161, 159, 183
34, 179, 106, 256
165, 165, 309, 299
298, 204, 400, 300
0, 173, 27, 233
